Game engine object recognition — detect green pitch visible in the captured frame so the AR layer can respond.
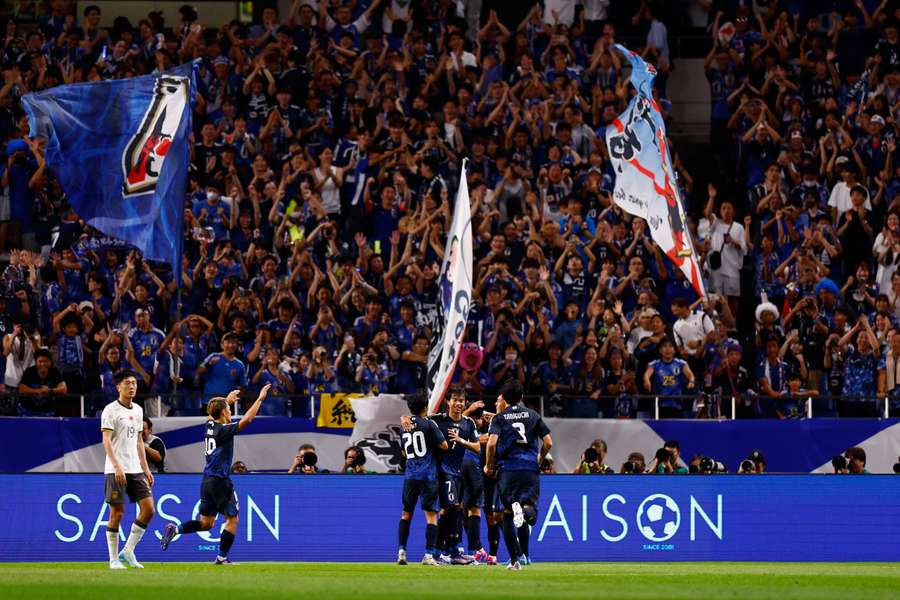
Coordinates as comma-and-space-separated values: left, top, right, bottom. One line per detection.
1, 562, 898, 599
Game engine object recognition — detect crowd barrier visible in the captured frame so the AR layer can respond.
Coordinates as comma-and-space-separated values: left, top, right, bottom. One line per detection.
3, 391, 896, 420
0, 474, 897, 562
2, 402, 899, 473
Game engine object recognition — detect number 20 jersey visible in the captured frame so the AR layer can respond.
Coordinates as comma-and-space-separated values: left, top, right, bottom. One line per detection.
488, 404, 550, 473
402, 416, 445, 481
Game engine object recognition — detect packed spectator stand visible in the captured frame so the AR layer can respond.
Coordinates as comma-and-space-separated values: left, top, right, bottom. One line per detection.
1, 0, 899, 421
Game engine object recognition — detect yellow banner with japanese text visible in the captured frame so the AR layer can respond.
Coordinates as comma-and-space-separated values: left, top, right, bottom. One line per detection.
317, 393, 363, 428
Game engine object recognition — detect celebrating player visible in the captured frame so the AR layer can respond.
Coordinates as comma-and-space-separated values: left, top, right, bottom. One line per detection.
484, 380, 552, 571
430, 388, 480, 564
397, 392, 448, 566
101, 369, 156, 570
459, 399, 498, 564
160, 384, 271, 563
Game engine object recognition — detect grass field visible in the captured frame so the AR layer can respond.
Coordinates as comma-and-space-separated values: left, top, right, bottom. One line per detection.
1, 562, 899, 599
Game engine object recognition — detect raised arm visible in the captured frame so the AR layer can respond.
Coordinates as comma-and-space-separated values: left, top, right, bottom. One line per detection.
237, 384, 271, 431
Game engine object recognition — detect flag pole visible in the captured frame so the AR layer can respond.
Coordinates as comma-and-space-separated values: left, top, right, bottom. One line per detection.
173, 284, 182, 396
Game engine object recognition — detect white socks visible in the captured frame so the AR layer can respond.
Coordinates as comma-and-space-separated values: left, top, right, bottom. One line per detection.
106, 529, 119, 562
123, 522, 146, 555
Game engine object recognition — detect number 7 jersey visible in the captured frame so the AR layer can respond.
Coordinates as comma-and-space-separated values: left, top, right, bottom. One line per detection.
488, 404, 551, 472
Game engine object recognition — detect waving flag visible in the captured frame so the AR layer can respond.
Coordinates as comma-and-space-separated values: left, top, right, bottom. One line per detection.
427, 161, 474, 414
605, 45, 706, 297
22, 63, 197, 281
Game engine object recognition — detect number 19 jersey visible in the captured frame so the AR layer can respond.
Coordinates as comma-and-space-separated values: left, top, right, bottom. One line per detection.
402, 416, 445, 481
488, 404, 551, 472
100, 400, 143, 474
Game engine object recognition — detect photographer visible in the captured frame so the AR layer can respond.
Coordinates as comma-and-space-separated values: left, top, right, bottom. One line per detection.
141, 416, 166, 473
620, 452, 646, 474
845, 447, 868, 474
540, 454, 556, 474
341, 445, 368, 474
573, 439, 614, 474
288, 443, 319, 474
649, 447, 676, 474
664, 439, 688, 473
738, 450, 766, 474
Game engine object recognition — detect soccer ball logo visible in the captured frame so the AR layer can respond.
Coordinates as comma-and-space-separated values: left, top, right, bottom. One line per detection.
636, 494, 680, 541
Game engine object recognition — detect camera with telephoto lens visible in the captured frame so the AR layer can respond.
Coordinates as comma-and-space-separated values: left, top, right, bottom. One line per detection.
352, 449, 366, 468
832, 455, 848, 471
699, 456, 715, 473
302, 451, 318, 467
893, 456, 900, 474
740, 459, 755, 473
622, 461, 637, 474
584, 447, 599, 464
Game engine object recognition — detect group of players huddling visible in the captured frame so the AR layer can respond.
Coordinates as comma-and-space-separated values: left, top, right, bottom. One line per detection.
100, 369, 549, 570
399, 381, 552, 570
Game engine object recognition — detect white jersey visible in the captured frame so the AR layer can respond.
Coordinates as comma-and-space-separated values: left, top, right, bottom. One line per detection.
674, 311, 715, 357
100, 400, 143, 474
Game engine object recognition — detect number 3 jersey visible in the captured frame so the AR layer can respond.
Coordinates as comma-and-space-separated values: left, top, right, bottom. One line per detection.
488, 404, 551, 472
402, 416, 445, 481
204, 420, 239, 479
100, 400, 144, 474
430, 413, 478, 477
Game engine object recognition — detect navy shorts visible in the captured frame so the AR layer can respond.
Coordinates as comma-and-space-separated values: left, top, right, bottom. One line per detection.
498, 470, 540, 510
402, 478, 439, 513
438, 472, 461, 509
199, 476, 239, 518
459, 461, 484, 508
483, 473, 500, 514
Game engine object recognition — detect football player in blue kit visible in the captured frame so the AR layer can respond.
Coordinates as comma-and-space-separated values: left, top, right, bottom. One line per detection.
484, 380, 553, 570
430, 388, 480, 564
460, 399, 496, 564
160, 384, 271, 563
397, 392, 449, 566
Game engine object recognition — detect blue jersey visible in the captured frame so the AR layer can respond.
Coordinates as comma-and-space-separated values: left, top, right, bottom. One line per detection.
129, 327, 165, 374
201, 353, 248, 397
649, 358, 688, 395
489, 405, 551, 472
204, 420, 239, 479
402, 416, 445, 482
431, 413, 478, 477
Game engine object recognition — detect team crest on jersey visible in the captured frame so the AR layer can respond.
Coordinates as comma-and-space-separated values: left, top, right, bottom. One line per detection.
122, 75, 189, 197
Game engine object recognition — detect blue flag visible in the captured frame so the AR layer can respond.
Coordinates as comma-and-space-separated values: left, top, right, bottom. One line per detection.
21, 63, 197, 281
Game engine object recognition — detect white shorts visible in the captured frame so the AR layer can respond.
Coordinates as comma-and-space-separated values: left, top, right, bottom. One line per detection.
709, 270, 741, 297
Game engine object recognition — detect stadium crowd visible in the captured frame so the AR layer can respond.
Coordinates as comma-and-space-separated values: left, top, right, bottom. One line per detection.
0, 0, 899, 419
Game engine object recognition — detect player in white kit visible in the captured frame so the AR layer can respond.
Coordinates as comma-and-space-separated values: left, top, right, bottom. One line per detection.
100, 370, 156, 569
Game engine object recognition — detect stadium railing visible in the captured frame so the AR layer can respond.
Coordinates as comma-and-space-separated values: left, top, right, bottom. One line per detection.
0, 391, 894, 420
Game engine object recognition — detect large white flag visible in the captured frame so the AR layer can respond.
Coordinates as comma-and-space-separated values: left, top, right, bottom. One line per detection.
426, 162, 474, 414
605, 45, 706, 297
